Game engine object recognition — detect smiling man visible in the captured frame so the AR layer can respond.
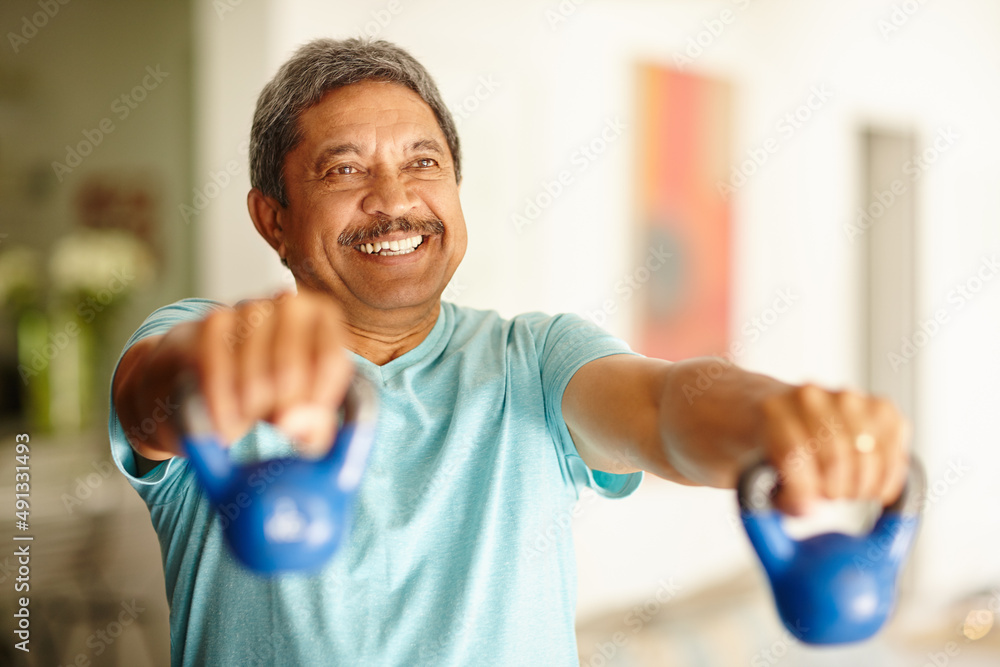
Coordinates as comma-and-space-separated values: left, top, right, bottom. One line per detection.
109, 39, 911, 666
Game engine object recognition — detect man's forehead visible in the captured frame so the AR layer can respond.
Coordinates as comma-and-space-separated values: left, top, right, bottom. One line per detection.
320, 106, 420, 128
306, 82, 435, 126
300, 94, 440, 148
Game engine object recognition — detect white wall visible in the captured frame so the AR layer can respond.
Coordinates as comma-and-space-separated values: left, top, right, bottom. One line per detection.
192, 0, 287, 302
194, 0, 1000, 617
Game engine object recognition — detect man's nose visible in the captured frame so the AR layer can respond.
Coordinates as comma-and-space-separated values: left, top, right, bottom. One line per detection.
362, 171, 416, 219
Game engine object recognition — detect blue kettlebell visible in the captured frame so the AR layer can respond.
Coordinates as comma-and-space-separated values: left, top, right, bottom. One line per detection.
175, 373, 378, 575
737, 456, 924, 644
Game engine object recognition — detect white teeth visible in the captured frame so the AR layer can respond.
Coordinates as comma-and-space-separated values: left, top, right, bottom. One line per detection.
356, 234, 427, 255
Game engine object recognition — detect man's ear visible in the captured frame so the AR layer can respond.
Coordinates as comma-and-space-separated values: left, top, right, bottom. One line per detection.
248, 188, 287, 261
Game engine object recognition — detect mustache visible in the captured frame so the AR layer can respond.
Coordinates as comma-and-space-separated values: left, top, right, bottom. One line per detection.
338, 214, 445, 247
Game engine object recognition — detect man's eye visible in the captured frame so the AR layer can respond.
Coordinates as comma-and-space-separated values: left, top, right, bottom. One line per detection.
330, 165, 357, 176
412, 158, 437, 168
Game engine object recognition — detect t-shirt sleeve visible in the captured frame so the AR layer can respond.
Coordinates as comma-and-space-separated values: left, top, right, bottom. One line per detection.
521, 312, 644, 500
107, 297, 230, 505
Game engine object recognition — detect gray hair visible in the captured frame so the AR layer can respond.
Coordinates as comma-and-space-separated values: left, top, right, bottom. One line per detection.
249, 38, 462, 207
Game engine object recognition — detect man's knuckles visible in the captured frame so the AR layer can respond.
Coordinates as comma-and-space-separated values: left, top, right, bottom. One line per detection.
791, 383, 830, 411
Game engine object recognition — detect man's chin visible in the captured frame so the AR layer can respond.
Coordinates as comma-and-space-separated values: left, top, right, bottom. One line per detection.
351, 284, 446, 313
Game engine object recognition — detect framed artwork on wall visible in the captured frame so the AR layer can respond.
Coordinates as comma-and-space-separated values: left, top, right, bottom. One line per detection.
635, 65, 732, 362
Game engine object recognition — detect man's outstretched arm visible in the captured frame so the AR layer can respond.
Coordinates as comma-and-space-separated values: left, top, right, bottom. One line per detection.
562, 355, 911, 514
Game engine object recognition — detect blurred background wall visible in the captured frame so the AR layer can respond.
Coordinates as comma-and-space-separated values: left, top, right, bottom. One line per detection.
1, 0, 998, 665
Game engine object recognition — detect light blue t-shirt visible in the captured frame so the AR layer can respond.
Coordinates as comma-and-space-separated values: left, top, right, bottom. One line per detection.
108, 298, 643, 666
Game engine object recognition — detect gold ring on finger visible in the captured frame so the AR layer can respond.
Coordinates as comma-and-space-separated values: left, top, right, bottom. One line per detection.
854, 433, 876, 454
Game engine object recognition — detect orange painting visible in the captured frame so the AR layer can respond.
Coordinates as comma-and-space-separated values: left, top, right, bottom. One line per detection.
636, 65, 732, 361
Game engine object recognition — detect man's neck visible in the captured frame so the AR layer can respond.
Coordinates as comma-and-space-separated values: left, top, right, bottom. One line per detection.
342, 300, 441, 366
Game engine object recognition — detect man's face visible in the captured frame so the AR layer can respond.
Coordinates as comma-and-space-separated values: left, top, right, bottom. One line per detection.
277, 80, 466, 315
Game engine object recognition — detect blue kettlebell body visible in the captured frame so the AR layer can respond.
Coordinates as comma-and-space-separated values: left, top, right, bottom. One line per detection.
178, 377, 378, 575
738, 460, 924, 645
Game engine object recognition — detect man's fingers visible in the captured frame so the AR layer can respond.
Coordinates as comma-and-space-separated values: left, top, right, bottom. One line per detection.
849, 396, 904, 502
271, 295, 315, 418
796, 385, 854, 499
869, 398, 910, 505
273, 304, 350, 455
234, 300, 277, 431
761, 396, 821, 516
853, 402, 885, 501
197, 309, 243, 444
274, 403, 338, 458
880, 445, 911, 508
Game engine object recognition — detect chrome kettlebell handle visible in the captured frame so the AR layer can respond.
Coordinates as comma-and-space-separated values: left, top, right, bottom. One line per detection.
737, 455, 926, 517
172, 371, 378, 502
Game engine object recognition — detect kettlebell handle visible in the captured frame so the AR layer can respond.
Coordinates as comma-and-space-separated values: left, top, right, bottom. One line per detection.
737, 455, 926, 517
175, 371, 377, 441
173, 371, 378, 501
